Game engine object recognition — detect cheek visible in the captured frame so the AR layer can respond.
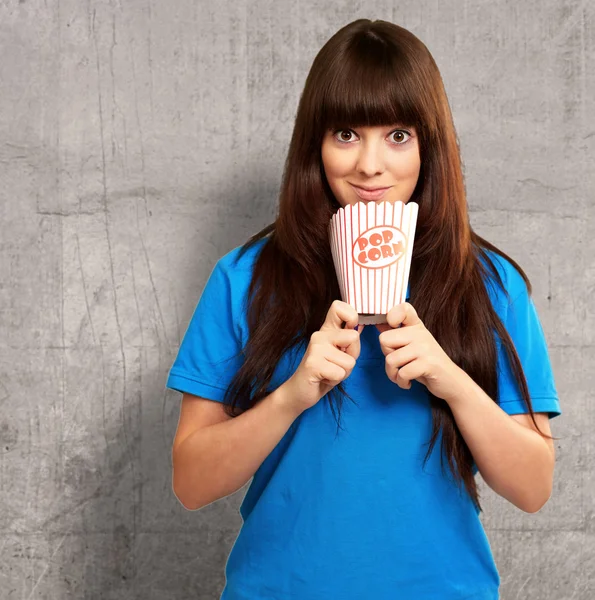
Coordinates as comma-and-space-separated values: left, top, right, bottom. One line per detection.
400, 153, 421, 178
409, 149, 422, 176
323, 155, 345, 178
322, 145, 350, 177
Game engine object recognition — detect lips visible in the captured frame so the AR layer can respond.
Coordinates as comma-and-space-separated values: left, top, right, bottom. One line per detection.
350, 183, 391, 201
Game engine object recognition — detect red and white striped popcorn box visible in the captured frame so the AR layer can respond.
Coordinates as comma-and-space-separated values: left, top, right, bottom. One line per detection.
328, 200, 419, 325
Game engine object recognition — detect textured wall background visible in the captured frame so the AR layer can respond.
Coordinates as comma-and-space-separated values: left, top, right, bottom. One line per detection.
1, 0, 593, 598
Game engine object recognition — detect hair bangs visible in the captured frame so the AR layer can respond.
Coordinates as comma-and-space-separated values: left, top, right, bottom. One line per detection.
318, 40, 423, 135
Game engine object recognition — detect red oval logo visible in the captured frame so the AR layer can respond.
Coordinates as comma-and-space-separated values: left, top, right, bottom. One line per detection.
352, 226, 407, 269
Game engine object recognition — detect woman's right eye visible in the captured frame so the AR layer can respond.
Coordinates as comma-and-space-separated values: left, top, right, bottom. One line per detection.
333, 129, 354, 143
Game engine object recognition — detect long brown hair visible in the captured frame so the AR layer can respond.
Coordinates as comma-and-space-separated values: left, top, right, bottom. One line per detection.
219, 19, 555, 512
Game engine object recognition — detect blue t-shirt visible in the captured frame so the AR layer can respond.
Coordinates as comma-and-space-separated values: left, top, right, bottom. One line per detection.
166, 237, 561, 600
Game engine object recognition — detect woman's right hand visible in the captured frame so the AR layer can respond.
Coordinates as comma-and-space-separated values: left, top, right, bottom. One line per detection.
282, 300, 365, 414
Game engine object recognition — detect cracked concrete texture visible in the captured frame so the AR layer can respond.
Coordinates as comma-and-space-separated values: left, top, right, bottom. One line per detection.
0, 1, 593, 599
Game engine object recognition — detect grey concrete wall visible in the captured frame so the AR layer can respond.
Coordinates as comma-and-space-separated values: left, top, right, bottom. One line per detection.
0, 1, 592, 598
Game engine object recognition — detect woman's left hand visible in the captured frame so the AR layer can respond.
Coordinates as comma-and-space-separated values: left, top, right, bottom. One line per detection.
375, 302, 467, 402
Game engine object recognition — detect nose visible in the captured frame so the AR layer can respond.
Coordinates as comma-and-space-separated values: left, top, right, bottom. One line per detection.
355, 141, 386, 177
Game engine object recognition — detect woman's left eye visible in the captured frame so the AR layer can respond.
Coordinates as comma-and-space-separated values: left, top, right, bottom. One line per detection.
332, 129, 411, 145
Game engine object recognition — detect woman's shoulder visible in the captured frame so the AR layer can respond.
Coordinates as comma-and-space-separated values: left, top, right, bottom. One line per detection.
217, 236, 269, 277
480, 248, 529, 306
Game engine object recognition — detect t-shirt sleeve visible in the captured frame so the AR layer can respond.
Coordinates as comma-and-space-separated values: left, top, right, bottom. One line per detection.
496, 283, 562, 420
166, 258, 245, 403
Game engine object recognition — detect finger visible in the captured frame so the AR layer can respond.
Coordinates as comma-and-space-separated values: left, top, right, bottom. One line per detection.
316, 327, 360, 351
325, 345, 357, 373
379, 331, 406, 357
395, 363, 413, 389
387, 358, 415, 389
319, 362, 347, 384
333, 328, 361, 360
321, 300, 359, 331
378, 326, 416, 356
385, 346, 417, 369
386, 302, 422, 329
331, 327, 359, 347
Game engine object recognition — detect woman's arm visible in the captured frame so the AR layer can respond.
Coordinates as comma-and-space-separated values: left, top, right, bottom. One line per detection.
173, 383, 304, 510
444, 370, 555, 513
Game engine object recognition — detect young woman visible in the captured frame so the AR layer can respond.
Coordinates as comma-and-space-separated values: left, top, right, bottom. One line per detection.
167, 19, 561, 600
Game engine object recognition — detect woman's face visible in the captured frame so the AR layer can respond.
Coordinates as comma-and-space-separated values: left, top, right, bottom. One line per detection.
321, 124, 421, 207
